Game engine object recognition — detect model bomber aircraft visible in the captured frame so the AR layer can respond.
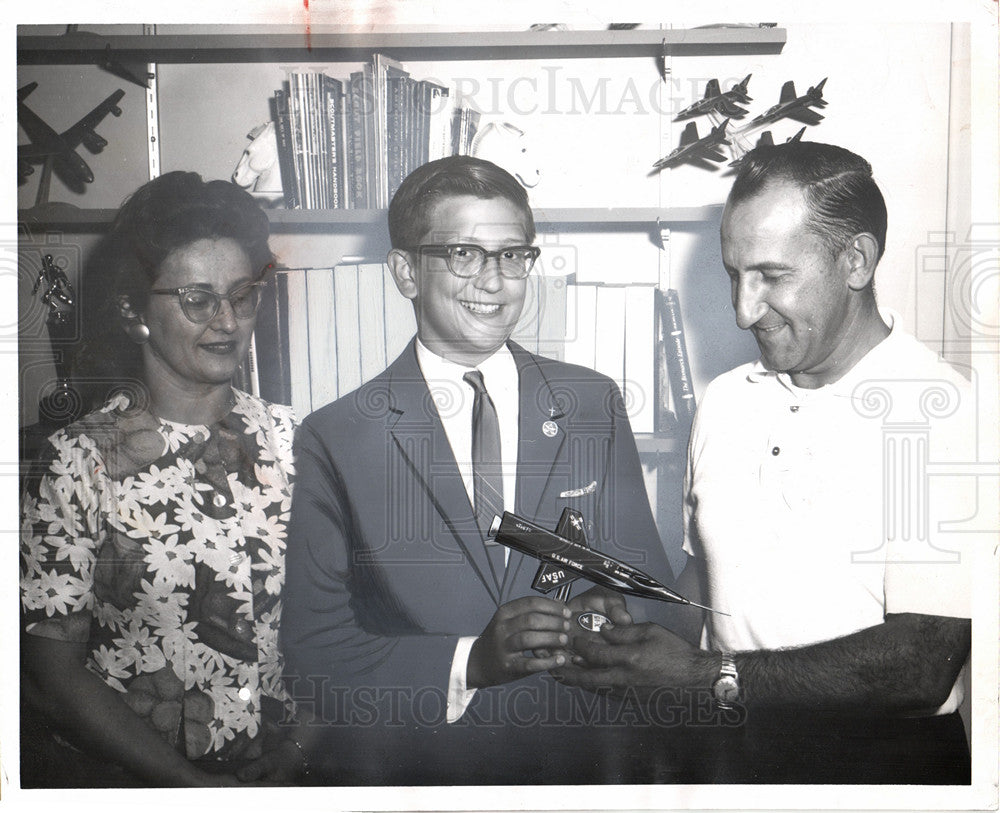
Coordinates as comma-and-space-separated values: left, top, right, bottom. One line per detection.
489, 508, 727, 614
747, 78, 827, 128
17, 82, 126, 193
652, 118, 731, 172
729, 126, 807, 168
675, 74, 752, 120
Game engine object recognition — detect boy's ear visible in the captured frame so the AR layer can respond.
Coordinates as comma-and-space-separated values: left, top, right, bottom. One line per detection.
387, 249, 418, 300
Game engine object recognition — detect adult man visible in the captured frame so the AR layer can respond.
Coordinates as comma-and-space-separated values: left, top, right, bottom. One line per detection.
280, 156, 677, 784
556, 142, 976, 783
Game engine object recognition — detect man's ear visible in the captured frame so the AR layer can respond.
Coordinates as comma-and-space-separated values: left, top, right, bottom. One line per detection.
844, 233, 880, 291
386, 249, 418, 301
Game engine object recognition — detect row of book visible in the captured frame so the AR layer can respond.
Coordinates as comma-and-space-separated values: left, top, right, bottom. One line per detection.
244, 266, 695, 436
272, 55, 481, 210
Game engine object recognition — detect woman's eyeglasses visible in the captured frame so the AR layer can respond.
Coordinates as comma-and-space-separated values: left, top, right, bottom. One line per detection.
149, 280, 265, 324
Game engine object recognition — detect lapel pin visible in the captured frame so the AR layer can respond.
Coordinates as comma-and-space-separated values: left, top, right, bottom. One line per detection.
559, 480, 597, 498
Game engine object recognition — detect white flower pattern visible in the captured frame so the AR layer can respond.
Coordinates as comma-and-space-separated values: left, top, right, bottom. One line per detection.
20, 389, 296, 760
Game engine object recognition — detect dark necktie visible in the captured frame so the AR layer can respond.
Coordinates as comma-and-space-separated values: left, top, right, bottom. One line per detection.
463, 370, 505, 543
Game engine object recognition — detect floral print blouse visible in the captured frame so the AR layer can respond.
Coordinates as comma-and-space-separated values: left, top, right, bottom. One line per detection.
20, 389, 296, 761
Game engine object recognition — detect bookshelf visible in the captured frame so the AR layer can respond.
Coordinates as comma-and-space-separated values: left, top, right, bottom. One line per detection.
18, 27, 786, 64
18, 25, 785, 543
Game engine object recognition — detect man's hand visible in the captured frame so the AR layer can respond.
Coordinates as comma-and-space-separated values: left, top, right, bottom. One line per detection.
566, 585, 633, 626
552, 621, 715, 695
467, 596, 572, 688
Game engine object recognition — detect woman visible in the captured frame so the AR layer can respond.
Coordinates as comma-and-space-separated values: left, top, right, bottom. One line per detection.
20, 172, 305, 786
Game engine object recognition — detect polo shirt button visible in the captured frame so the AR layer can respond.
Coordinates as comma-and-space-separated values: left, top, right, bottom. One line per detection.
238, 686, 252, 701
213, 493, 227, 507
790, 405, 799, 413
771, 446, 781, 456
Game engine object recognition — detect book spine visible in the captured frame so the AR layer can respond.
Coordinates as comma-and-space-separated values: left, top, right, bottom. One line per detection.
324, 75, 343, 209
624, 285, 656, 434
306, 267, 338, 409
386, 70, 407, 202
286, 269, 312, 417
254, 272, 292, 406
286, 76, 309, 209
272, 89, 300, 209
661, 288, 696, 422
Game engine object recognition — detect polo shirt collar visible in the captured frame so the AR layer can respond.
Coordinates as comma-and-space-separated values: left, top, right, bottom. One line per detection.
745, 309, 902, 396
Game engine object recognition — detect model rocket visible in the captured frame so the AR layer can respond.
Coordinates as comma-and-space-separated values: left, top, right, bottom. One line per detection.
488, 508, 727, 615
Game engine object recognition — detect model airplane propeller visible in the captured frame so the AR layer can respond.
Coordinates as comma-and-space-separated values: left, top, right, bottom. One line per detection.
489, 507, 727, 615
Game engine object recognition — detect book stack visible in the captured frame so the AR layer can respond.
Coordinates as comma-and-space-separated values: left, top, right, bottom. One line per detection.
273, 55, 474, 209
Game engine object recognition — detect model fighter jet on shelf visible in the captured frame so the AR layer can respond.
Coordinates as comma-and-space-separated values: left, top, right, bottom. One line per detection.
17, 82, 126, 207
489, 508, 727, 616
746, 77, 828, 128
729, 125, 807, 169
675, 74, 752, 120
652, 118, 732, 172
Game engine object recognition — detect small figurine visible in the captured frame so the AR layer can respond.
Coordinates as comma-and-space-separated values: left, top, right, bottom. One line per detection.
32, 254, 76, 318
232, 121, 284, 195
471, 121, 540, 188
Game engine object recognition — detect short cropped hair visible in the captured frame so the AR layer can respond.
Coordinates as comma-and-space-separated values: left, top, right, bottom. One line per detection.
388, 155, 536, 249
728, 142, 887, 262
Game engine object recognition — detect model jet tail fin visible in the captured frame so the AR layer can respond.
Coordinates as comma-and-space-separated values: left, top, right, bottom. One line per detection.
678, 121, 699, 146
531, 507, 587, 593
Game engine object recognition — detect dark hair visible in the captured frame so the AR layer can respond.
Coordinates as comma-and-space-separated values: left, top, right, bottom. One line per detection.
728, 141, 887, 262
387, 155, 535, 249
73, 172, 273, 396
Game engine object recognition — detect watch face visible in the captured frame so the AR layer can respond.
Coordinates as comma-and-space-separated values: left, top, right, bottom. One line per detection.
714, 676, 740, 704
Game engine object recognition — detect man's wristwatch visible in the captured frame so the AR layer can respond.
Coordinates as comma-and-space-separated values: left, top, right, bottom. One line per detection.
711, 652, 741, 709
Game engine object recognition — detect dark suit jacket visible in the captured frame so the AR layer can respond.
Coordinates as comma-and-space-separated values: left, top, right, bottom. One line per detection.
282, 340, 677, 784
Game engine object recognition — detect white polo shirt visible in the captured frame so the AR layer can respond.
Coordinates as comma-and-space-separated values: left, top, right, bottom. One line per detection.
683, 314, 977, 714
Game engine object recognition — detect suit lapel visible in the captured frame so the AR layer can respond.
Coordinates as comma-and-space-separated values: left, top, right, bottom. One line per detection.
385, 341, 503, 606
504, 343, 570, 602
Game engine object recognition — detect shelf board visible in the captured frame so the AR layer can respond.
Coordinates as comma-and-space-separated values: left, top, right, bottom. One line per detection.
19, 205, 724, 231
18, 27, 786, 64
634, 433, 683, 456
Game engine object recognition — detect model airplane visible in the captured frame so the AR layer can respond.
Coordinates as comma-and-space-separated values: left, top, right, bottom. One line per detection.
652, 118, 731, 172
17, 82, 126, 198
489, 508, 727, 614
747, 78, 827, 129
675, 74, 752, 120
729, 126, 807, 168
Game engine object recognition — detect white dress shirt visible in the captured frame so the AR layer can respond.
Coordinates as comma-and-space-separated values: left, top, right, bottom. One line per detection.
414, 339, 520, 722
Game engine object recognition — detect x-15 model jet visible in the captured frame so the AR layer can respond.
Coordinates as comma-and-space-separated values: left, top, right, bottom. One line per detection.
675, 74, 752, 120
747, 78, 827, 128
652, 118, 731, 172
489, 508, 726, 614
18, 82, 126, 193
